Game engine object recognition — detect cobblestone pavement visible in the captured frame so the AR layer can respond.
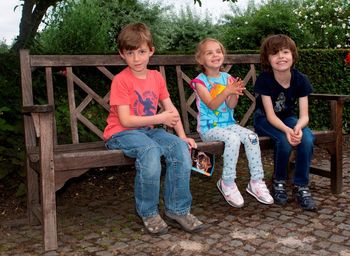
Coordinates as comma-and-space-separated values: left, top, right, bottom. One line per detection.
1, 145, 350, 255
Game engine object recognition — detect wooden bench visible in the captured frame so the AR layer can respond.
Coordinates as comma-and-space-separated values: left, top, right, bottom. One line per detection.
20, 49, 350, 252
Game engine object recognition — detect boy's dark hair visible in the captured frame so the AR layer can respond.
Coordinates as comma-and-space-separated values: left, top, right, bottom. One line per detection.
117, 23, 154, 52
260, 34, 298, 73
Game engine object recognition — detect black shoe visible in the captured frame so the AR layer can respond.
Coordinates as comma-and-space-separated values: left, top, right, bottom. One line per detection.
272, 180, 288, 205
293, 186, 317, 211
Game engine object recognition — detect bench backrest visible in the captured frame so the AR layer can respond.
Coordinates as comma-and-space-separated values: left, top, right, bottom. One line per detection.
20, 49, 260, 148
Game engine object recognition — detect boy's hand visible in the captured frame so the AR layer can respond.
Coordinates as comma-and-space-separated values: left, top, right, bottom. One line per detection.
161, 110, 180, 127
285, 127, 302, 146
225, 77, 245, 96
181, 137, 197, 149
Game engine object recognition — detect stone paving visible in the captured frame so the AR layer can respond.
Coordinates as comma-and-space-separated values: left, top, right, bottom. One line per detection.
1, 145, 350, 255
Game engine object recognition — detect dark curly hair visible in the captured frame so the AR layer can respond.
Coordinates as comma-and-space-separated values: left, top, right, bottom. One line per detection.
260, 34, 298, 73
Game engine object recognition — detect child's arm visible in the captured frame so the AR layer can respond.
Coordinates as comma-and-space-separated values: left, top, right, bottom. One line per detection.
160, 98, 197, 149
295, 96, 309, 130
293, 96, 310, 141
117, 104, 180, 128
261, 95, 301, 146
225, 77, 245, 109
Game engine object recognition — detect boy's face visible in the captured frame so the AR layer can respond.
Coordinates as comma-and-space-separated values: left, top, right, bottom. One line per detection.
268, 48, 293, 73
120, 42, 154, 77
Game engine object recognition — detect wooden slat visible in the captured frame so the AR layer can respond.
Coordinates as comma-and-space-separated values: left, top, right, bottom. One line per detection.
310, 93, 350, 102
54, 150, 134, 171
97, 66, 115, 80
45, 67, 58, 144
29, 54, 261, 67
176, 66, 190, 134
66, 67, 79, 144
72, 72, 110, 111
76, 113, 104, 140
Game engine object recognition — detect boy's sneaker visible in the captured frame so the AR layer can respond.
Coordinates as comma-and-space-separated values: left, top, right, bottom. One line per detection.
272, 180, 288, 205
293, 186, 317, 211
164, 212, 205, 233
217, 179, 244, 208
246, 180, 274, 205
142, 214, 168, 235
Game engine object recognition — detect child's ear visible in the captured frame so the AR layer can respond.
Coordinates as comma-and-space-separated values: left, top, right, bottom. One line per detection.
196, 56, 203, 65
119, 50, 126, 59
149, 47, 155, 56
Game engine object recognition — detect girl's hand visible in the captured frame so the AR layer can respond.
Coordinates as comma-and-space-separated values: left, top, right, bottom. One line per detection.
226, 77, 245, 96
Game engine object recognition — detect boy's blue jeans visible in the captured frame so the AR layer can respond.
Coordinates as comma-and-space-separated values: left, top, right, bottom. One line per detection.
254, 114, 314, 186
105, 128, 192, 218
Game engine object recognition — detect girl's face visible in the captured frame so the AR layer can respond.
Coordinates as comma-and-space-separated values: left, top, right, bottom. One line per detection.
268, 48, 293, 73
198, 41, 224, 73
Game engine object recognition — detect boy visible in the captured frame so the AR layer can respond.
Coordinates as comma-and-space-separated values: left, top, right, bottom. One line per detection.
253, 34, 316, 211
104, 23, 205, 234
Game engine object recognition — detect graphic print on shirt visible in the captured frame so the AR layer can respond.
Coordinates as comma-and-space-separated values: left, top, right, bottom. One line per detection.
134, 90, 157, 116
274, 92, 286, 112
209, 82, 228, 126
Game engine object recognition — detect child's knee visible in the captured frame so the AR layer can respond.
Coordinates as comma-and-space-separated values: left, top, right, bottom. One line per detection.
172, 140, 192, 168
247, 133, 259, 145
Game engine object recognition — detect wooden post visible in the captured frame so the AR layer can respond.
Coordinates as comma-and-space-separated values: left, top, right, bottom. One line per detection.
39, 111, 57, 251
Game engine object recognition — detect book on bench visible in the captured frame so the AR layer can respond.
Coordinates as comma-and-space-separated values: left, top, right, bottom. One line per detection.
191, 148, 215, 176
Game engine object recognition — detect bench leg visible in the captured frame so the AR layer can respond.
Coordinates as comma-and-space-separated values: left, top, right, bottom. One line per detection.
26, 160, 40, 225
329, 100, 343, 194
39, 112, 58, 251
330, 143, 343, 194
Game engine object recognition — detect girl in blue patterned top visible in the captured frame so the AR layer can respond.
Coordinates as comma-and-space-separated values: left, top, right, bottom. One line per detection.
191, 38, 273, 207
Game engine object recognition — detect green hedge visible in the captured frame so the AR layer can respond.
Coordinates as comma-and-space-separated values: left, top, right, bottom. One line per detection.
297, 49, 350, 132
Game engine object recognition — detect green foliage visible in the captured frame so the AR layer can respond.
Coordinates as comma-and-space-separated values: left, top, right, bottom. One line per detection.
159, 6, 219, 54
102, 0, 167, 52
220, 0, 307, 50
36, 0, 113, 54
296, 50, 350, 131
220, 0, 349, 50
0, 53, 26, 188
297, 0, 350, 48
36, 0, 167, 54
0, 40, 9, 53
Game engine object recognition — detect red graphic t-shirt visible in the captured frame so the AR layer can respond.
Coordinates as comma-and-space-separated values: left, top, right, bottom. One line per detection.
103, 67, 170, 140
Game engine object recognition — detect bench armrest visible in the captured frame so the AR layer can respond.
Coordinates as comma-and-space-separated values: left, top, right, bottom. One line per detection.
310, 93, 350, 102
22, 104, 54, 114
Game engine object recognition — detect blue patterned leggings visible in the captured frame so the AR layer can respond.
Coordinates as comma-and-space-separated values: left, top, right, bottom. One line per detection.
201, 124, 264, 184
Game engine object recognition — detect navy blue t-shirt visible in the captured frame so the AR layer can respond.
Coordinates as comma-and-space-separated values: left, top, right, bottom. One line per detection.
254, 68, 313, 119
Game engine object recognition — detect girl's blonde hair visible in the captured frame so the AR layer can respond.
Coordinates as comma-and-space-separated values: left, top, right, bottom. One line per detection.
195, 38, 226, 72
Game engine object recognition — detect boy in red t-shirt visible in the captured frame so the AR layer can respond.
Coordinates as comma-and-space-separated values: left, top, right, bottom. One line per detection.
104, 23, 205, 235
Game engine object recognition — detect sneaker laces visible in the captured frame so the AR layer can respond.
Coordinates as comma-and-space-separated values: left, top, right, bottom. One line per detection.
253, 180, 270, 194
273, 181, 286, 191
297, 186, 312, 197
222, 181, 239, 196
